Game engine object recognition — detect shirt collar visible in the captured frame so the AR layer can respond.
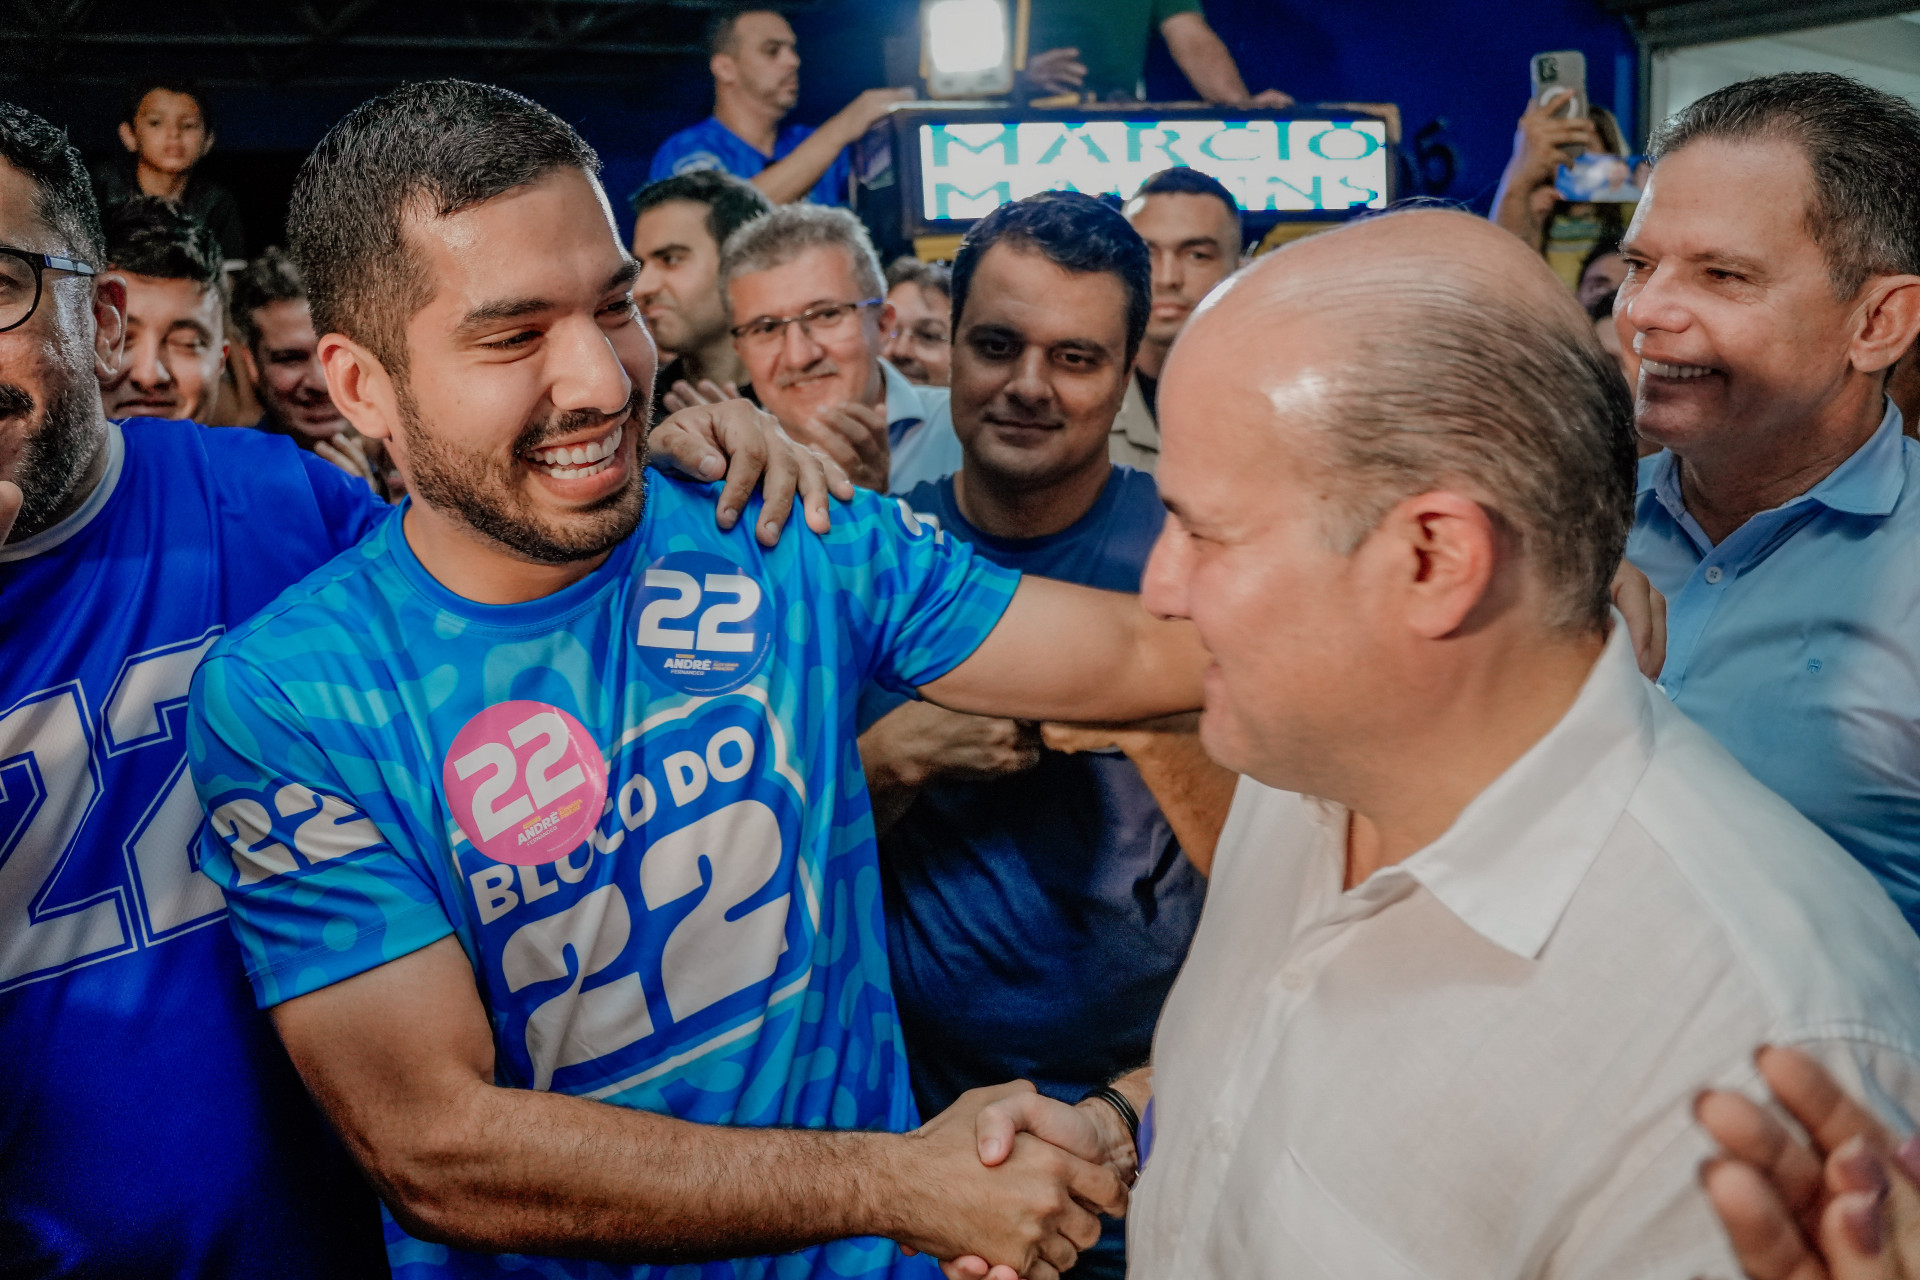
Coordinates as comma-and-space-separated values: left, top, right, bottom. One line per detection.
0, 420, 124, 564
1643, 399, 1907, 525
1396, 622, 1657, 959
881, 358, 935, 442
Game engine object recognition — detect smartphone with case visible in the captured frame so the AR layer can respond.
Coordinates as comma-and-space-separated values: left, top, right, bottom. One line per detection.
1530, 50, 1589, 160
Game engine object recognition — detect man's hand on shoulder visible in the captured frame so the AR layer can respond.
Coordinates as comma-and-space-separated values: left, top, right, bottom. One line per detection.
1611, 558, 1667, 678
792, 401, 890, 494
1700, 1045, 1920, 1280
661, 378, 739, 416
649, 398, 854, 546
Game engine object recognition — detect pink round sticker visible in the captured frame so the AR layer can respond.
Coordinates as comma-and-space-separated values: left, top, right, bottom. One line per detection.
443, 700, 609, 866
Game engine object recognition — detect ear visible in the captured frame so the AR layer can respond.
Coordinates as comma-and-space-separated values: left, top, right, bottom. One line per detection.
117, 121, 138, 154
199, 130, 215, 162
1849, 275, 1920, 375
317, 331, 399, 443
876, 299, 896, 338
1368, 490, 1502, 641
710, 52, 736, 88
92, 274, 127, 381
236, 342, 260, 388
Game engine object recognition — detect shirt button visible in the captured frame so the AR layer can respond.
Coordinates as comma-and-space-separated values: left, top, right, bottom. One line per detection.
1281, 968, 1308, 991
1704, 566, 1724, 584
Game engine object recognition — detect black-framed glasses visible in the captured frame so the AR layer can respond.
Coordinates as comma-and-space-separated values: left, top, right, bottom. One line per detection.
730, 298, 884, 349
0, 245, 97, 334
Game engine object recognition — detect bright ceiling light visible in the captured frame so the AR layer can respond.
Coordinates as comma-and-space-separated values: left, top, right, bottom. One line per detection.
923, 0, 1013, 97
927, 0, 1007, 74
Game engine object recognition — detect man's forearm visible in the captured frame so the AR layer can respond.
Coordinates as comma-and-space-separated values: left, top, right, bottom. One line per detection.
751, 128, 850, 204
923, 578, 1206, 725
1490, 178, 1548, 252
860, 724, 923, 836
1120, 733, 1236, 876
361, 1078, 903, 1261
1162, 14, 1250, 104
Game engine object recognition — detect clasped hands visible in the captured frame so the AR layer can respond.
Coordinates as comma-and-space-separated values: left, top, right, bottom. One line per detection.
893, 1080, 1139, 1280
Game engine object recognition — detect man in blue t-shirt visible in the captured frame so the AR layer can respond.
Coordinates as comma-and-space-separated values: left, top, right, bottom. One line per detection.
647, 9, 908, 207
0, 95, 842, 1279
187, 81, 1206, 1280
858, 193, 1237, 1280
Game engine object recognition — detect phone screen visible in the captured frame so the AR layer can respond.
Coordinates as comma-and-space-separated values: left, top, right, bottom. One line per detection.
1555, 153, 1647, 203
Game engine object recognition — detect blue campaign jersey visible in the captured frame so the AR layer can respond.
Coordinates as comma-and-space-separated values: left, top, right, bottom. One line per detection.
0, 420, 388, 1277
873, 468, 1205, 1280
647, 117, 851, 206
187, 476, 1018, 1280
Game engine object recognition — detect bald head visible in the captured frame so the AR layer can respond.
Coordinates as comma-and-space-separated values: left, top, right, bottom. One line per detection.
1168, 208, 1634, 630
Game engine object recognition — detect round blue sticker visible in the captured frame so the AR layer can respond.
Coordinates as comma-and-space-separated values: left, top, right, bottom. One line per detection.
631, 551, 774, 694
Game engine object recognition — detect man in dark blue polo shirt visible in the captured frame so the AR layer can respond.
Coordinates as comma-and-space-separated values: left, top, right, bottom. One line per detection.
858, 193, 1237, 1280
648, 9, 906, 206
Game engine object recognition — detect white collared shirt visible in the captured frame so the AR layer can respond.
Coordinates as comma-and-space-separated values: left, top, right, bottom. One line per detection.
1131, 627, 1920, 1280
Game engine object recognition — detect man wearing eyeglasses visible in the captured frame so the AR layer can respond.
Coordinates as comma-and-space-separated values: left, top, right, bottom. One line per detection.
0, 96, 844, 1279
721, 203, 961, 494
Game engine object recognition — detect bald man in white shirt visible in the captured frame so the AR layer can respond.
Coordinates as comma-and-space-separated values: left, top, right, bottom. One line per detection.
943, 209, 1920, 1280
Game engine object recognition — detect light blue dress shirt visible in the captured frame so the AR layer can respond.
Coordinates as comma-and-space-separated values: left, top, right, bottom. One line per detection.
881, 357, 962, 495
1627, 402, 1920, 930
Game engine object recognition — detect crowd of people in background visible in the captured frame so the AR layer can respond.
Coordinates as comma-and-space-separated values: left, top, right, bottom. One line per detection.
7, 4, 1920, 1279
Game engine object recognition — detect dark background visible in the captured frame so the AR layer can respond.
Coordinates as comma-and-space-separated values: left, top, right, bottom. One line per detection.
1, 0, 1641, 252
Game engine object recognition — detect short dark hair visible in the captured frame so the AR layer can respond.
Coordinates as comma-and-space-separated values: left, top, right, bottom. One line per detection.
104, 196, 222, 289
1649, 71, 1920, 298
886, 255, 951, 299
950, 191, 1151, 362
630, 169, 772, 253
0, 100, 105, 262
706, 7, 782, 58
287, 79, 600, 375
1130, 166, 1243, 242
122, 78, 212, 134
230, 246, 306, 349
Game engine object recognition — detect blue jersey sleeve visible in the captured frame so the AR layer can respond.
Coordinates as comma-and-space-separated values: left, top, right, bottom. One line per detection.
822, 490, 1021, 696
296, 448, 387, 552
814, 147, 853, 206
188, 649, 453, 1008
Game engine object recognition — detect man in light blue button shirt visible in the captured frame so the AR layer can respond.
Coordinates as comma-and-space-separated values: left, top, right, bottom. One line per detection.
1619, 72, 1920, 929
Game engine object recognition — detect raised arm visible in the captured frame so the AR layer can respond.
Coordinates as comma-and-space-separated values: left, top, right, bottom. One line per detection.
271, 934, 1123, 1275
1158, 12, 1290, 107
919, 575, 1206, 725
751, 89, 911, 204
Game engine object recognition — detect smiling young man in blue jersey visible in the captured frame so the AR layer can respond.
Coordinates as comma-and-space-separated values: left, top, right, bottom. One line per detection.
185, 80, 1204, 1280
0, 95, 842, 1279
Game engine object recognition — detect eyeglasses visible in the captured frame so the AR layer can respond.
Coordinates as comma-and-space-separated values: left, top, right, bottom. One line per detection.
730, 298, 884, 349
0, 245, 97, 334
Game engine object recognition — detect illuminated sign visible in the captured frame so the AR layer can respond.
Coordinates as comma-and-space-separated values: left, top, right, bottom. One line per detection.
915, 117, 1390, 222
